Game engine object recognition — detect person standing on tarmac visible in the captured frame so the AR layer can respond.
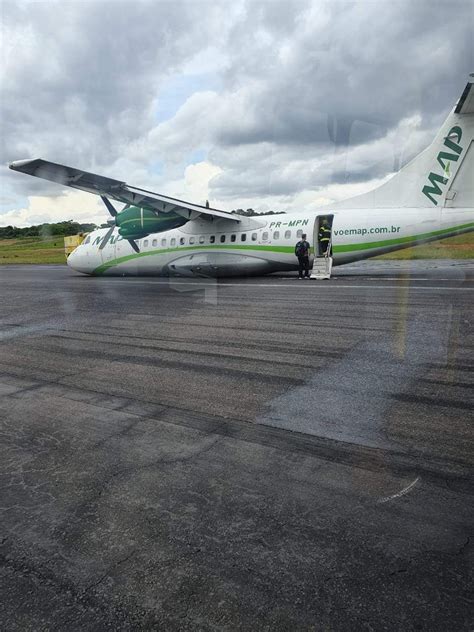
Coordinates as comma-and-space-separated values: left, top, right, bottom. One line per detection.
318, 219, 331, 255
295, 233, 311, 279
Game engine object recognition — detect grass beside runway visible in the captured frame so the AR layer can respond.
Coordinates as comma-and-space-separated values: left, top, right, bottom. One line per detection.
376, 232, 474, 259
0, 237, 66, 264
0, 232, 473, 264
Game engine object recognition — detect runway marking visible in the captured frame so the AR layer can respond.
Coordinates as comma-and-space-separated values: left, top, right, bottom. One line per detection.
339, 277, 471, 281
377, 477, 420, 504
91, 280, 474, 291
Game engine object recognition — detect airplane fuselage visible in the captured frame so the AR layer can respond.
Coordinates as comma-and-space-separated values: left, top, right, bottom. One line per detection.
67, 205, 473, 276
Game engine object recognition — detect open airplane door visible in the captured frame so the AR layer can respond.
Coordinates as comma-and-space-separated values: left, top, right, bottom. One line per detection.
311, 214, 334, 279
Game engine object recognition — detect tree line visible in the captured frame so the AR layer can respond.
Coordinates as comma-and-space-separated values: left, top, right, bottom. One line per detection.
0, 220, 99, 239
231, 209, 285, 216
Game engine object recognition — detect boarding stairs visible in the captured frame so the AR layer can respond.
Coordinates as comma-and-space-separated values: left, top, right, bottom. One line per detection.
310, 241, 333, 280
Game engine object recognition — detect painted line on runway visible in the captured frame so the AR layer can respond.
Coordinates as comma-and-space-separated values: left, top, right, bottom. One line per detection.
94, 280, 474, 291
337, 277, 471, 281
209, 283, 474, 290
377, 477, 420, 504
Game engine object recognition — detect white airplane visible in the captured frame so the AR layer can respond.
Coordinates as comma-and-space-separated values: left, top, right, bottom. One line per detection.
9, 76, 474, 277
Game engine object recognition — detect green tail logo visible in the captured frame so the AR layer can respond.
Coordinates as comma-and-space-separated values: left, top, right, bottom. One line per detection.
422, 126, 463, 205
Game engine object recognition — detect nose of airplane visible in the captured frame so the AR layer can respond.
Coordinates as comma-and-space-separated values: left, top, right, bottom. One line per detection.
66, 246, 89, 274
66, 248, 79, 270
66, 243, 96, 275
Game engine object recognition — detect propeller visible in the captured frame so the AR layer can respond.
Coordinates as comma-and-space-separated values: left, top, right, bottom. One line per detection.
128, 239, 140, 253
101, 195, 118, 217
99, 225, 115, 251
99, 195, 139, 253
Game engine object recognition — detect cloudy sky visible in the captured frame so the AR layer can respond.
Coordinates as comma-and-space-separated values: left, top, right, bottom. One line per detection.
1, 0, 473, 227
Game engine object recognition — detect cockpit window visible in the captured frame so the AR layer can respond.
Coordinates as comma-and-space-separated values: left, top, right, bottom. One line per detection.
83, 236, 91, 244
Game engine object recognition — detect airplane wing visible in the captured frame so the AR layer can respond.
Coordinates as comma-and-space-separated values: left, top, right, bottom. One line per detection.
9, 158, 240, 222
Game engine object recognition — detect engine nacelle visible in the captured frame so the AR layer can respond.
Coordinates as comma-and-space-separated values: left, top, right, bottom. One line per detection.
115, 206, 187, 239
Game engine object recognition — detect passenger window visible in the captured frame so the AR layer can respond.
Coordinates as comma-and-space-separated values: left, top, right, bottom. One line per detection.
251, 233, 257, 241
161, 238, 166, 247
189, 236, 195, 244
273, 231, 280, 239
285, 230, 291, 239
262, 232, 269, 240
180, 237, 185, 245
199, 235, 205, 244
220, 235, 226, 243
297, 229, 303, 238
210, 235, 215, 243
170, 238, 176, 246
152, 239, 157, 247
144, 239, 149, 247
241, 233, 247, 242
231, 234, 236, 242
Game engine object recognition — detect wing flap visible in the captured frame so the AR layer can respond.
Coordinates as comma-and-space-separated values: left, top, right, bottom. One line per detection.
9, 158, 240, 222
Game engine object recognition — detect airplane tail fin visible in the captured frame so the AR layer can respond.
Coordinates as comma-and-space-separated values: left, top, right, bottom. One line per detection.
332, 76, 474, 210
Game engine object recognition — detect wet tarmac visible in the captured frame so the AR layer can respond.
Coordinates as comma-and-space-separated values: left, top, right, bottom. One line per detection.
0, 261, 473, 631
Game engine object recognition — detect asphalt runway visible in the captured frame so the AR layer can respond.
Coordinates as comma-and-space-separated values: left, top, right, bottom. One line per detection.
0, 260, 473, 631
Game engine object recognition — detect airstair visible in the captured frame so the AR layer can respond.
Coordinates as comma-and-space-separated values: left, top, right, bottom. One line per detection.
310, 254, 333, 280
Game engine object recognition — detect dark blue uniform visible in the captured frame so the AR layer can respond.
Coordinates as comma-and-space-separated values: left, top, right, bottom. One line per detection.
295, 239, 310, 278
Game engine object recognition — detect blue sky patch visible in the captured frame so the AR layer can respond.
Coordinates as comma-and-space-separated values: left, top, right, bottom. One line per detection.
155, 73, 218, 123
187, 149, 207, 164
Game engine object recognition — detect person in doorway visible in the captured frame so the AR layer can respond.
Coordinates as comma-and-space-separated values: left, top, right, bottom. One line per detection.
295, 233, 311, 279
318, 219, 331, 255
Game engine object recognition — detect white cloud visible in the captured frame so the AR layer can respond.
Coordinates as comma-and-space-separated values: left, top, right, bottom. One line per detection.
184, 161, 222, 204
0, 190, 105, 228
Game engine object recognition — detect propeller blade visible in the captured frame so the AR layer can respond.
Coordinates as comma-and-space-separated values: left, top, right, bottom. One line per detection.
128, 239, 140, 253
99, 226, 115, 250
100, 195, 118, 217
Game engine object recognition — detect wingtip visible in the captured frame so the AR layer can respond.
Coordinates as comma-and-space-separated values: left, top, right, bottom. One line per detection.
9, 158, 37, 171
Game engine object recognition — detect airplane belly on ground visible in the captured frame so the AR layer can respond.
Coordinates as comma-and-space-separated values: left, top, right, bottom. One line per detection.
164, 252, 278, 277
